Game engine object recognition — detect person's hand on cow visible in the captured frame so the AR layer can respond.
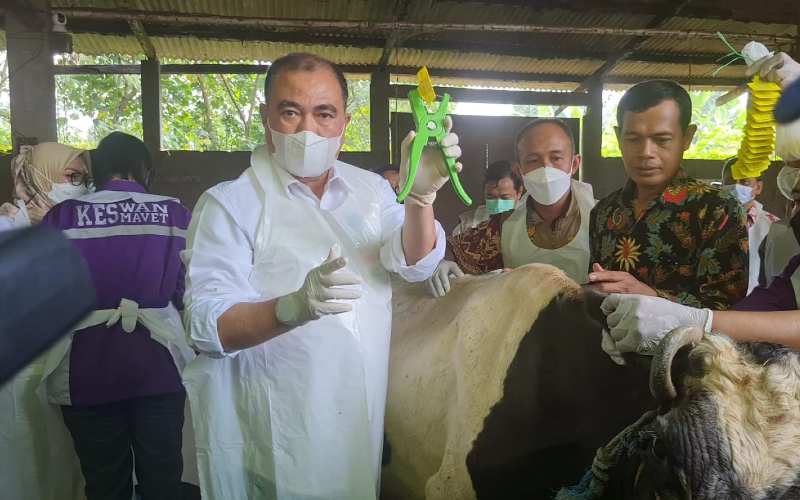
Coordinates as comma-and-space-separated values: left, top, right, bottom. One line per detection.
587, 263, 658, 296
748, 52, 800, 89
426, 259, 465, 298
599, 293, 713, 362
398, 116, 463, 207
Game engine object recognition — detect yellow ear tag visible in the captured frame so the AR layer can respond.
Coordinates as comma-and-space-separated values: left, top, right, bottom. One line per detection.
417, 66, 436, 106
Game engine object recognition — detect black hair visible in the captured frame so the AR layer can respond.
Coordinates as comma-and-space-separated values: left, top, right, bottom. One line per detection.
515, 118, 576, 158
617, 79, 692, 132
374, 164, 399, 176
92, 132, 153, 189
485, 160, 522, 192
264, 52, 349, 105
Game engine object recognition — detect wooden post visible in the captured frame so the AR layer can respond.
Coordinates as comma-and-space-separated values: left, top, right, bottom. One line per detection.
370, 66, 391, 168
7, 1, 57, 149
581, 79, 604, 185
140, 58, 161, 153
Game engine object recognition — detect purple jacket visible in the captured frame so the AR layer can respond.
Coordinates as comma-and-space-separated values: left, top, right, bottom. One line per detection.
734, 254, 800, 312
42, 180, 190, 406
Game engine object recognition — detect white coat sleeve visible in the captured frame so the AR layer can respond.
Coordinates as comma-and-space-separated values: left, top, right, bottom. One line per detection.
181, 190, 261, 358
377, 179, 446, 282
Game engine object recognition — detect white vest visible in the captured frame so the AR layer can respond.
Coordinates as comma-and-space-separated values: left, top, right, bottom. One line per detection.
501, 180, 595, 283
183, 148, 391, 500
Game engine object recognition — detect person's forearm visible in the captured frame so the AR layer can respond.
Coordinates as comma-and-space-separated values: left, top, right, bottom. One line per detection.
712, 310, 800, 349
402, 204, 437, 265
217, 299, 290, 352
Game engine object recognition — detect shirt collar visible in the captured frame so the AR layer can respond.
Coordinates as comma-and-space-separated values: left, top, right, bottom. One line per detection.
272, 159, 353, 199
621, 168, 689, 206
101, 179, 146, 193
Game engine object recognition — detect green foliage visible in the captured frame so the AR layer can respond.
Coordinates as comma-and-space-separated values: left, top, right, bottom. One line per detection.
0, 50, 750, 160
601, 89, 747, 160
1, 51, 12, 152
160, 72, 266, 151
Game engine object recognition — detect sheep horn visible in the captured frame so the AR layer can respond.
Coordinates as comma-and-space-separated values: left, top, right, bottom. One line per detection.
649, 327, 704, 407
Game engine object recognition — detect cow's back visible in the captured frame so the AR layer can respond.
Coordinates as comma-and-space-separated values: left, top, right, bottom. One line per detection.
382, 264, 652, 500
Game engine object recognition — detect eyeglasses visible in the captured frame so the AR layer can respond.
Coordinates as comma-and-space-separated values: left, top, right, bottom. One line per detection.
68, 172, 93, 187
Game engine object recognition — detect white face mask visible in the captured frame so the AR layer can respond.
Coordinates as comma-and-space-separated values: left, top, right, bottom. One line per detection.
723, 184, 754, 205
523, 166, 572, 205
47, 182, 89, 204
778, 165, 800, 201
269, 125, 343, 178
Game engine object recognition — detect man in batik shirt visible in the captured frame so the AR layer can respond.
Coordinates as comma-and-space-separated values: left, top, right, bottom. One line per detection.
588, 80, 748, 310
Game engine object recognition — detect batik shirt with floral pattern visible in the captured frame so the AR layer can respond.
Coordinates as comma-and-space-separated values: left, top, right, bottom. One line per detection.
589, 170, 748, 310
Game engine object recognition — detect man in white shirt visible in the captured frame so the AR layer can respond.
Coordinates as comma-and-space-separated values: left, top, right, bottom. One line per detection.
720, 157, 779, 293
181, 53, 454, 500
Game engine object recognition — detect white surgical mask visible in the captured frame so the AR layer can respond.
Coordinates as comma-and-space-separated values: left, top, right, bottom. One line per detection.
523, 166, 572, 205
778, 165, 800, 201
723, 184, 754, 205
269, 125, 343, 178
47, 182, 90, 204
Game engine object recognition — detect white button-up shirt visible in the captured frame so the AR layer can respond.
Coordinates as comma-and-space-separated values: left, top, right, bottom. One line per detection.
182, 162, 445, 355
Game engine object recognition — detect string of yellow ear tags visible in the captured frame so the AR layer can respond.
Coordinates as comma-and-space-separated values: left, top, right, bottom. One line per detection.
416, 66, 436, 105
731, 75, 782, 180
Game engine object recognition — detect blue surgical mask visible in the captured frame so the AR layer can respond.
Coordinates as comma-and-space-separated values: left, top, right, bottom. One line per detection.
723, 184, 754, 205
486, 198, 516, 215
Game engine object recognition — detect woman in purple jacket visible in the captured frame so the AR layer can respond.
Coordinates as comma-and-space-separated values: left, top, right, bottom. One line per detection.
41, 132, 194, 500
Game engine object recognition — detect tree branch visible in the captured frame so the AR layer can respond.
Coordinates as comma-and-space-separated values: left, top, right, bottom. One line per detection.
243, 76, 259, 138
196, 74, 219, 149
219, 74, 248, 130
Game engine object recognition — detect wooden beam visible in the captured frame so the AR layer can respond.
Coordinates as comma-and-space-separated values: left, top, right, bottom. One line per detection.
390, 85, 592, 106
128, 20, 157, 60
580, 80, 604, 185
370, 67, 391, 166
51, 63, 747, 87
378, 0, 414, 67
51, 7, 798, 44
140, 58, 161, 153
7, 0, 57, 148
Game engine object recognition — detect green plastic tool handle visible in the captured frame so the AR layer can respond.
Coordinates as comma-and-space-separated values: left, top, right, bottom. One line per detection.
396, 89, 472, 206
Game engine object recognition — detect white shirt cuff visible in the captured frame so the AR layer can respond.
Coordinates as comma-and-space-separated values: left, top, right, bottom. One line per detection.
184, 298, 243, 358
381, 220, 446, 282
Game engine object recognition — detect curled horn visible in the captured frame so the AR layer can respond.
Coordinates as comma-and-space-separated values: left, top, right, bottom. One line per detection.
649, 327, 704, 407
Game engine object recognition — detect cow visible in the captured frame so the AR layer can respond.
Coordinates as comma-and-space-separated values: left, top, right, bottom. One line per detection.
563, 327, 800, 500
381, 263, 653, 500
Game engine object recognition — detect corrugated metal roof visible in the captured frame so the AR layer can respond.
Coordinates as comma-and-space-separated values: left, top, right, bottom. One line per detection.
610, 60, 746, 80
637, 16, 798, 54
390, 47, 603, 75
72, 33, 382, 65
3, 2, 794, 88
52, 0, 383, 21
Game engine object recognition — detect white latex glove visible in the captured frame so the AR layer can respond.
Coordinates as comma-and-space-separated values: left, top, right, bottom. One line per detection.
600, 294, 713, 359
275, 244, 362, 326
747, 52, 800, 89
426, 260, 465, 298
398, 115, 463, 206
